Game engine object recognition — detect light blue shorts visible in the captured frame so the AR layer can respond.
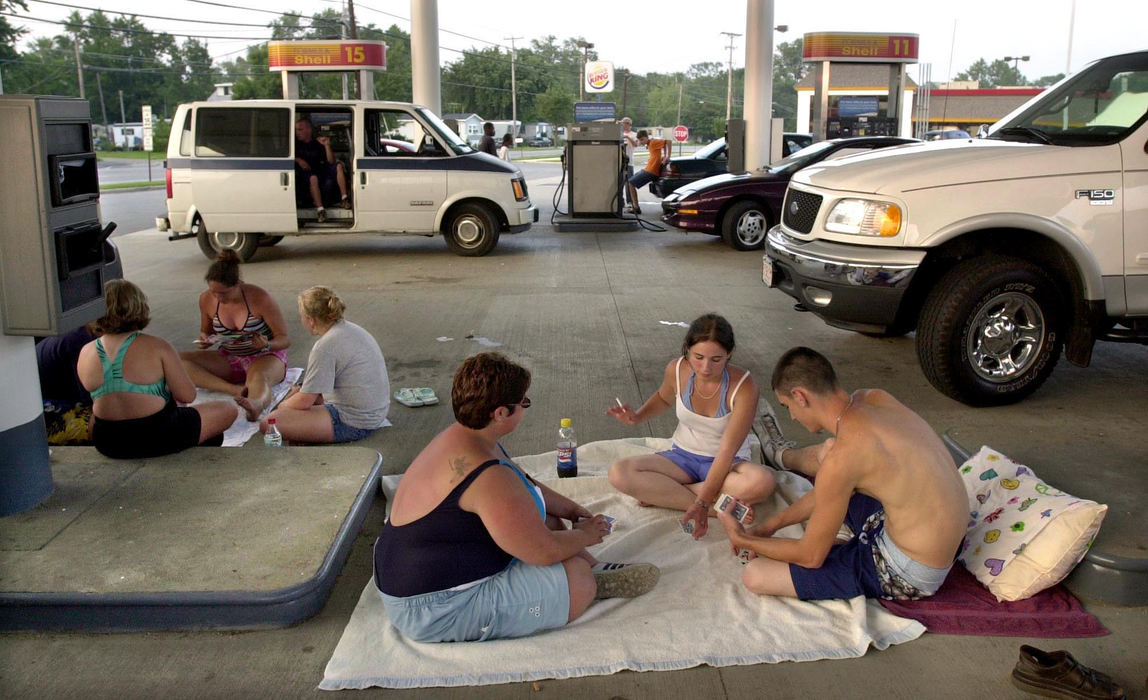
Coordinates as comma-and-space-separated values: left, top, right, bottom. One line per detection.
378, 559, 570, 642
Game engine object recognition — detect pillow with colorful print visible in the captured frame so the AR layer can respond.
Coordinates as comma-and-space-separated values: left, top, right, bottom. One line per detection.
956, 446, 1107, 602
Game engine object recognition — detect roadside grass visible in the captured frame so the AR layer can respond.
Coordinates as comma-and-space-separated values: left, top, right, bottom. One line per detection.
101, 181, 164, 190
97, 151, 162, 161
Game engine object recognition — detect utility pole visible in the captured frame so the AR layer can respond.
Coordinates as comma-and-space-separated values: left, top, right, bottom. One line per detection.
347, 0, 358, 38
96, 71, 108, 126
721, 31, 742, 121
73, 34, 85, 99
341, 3, 349, 100
118, 89, 126, 148
620, 70, 630, 115
676, 82, 684, 155
576, 40, 594, 102
505, 36, 521, 143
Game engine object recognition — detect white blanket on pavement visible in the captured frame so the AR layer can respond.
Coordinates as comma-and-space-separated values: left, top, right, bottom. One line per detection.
191, 367, 301, 446
320, 438, 924, 690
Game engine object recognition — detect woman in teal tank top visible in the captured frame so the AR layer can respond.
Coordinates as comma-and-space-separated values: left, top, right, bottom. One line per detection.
76, 280, 237, 459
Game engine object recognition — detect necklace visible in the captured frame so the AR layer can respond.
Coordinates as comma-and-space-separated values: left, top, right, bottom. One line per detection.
834, 394, 855, 435
691, 376, 721, 400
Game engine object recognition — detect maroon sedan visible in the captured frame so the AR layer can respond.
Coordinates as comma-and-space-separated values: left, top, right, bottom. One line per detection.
661, 137, 918, 250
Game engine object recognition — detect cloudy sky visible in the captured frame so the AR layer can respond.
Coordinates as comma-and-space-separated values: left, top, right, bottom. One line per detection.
9, 0, 1145, 85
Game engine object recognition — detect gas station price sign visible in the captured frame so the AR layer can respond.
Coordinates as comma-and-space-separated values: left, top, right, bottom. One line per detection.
268, 40, 387, 72
802, 32, 919, 63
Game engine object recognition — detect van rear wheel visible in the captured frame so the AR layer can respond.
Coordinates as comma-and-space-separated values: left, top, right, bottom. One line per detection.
196, 225, 260, 262
444, 203, 500, 257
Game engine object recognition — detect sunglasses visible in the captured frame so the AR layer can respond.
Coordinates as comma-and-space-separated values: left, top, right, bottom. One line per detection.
505, 396, 531, 411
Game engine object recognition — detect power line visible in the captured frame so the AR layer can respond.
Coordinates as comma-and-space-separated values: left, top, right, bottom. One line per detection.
26, 0, 293, 29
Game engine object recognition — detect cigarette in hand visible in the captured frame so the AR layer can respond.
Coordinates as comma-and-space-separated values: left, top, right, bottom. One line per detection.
615, 397, 625, 410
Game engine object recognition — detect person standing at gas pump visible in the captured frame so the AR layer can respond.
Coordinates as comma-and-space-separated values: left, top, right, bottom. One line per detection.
627, 130, 670, 215
620, 117, 639, 211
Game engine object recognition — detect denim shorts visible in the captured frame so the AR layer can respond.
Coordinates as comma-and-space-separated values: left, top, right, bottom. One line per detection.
657, 445, 716, 482
789, 494, 951, 601
324, 403, 374, 443
628, 169, 658, 189
378, 559, 570, 642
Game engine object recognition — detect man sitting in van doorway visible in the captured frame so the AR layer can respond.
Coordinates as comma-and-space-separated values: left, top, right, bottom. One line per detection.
295, 116, 349, 223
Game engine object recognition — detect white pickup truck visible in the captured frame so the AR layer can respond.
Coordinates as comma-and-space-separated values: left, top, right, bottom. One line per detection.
763, 50, 1148, 406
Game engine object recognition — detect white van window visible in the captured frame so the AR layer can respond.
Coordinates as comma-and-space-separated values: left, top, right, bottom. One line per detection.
178, 110, 192, 156
195, 108, 291, 158
417, 108, 475, 155
364, 109, 427, 156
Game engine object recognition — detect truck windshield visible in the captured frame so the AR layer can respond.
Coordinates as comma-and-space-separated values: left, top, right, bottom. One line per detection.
989, 52, 1148, 146
417, 108, 474, 155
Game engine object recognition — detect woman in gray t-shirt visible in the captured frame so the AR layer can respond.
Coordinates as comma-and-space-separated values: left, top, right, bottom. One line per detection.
260, 286, 390, 443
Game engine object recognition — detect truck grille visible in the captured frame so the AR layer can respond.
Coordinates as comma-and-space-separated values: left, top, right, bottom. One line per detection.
782, 189, 822, 234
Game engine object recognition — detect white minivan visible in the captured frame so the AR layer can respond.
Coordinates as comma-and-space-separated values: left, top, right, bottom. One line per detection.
157, 100, 537, 260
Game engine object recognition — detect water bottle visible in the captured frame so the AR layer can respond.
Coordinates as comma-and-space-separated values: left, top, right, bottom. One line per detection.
557, 418, 577, 478
264, 418, 283, 447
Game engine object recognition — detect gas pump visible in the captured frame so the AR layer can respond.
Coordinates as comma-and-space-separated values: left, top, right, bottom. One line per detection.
0, 96, 123, 515
552, 120, 637, 232
801, 32, 918, 142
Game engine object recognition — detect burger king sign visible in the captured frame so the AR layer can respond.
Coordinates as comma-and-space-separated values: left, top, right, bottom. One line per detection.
585, 61, 615, 93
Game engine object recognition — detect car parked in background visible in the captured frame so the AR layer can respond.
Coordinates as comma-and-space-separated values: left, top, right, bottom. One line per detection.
527, 136, 553, 147
649, 133, 813, 197
660, 136, 918, 250
924, 129, 971, 141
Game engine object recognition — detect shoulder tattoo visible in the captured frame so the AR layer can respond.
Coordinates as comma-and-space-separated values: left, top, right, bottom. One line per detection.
448, 455, 469, 483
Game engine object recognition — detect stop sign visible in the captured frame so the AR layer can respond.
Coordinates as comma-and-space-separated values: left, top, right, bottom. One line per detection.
672, 125, 689, 142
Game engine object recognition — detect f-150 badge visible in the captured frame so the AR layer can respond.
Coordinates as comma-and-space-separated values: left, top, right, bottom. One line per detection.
1075, 189, 1115, 206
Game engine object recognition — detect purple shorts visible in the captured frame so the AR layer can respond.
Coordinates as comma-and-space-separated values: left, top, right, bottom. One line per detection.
219, 348, 288, 384
657, 445, 744, 483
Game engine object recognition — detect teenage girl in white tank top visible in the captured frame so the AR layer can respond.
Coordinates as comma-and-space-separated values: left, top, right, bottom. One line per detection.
606, 314, 777, 541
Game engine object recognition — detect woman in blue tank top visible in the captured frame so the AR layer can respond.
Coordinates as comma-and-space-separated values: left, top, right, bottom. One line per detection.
606, 314, 780, 541
76, 280, 237, 458
373, 353, 659, 643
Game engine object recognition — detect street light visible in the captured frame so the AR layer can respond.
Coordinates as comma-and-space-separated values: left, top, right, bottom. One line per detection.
576, 40, 594, 102
1003, 55, 1030, 71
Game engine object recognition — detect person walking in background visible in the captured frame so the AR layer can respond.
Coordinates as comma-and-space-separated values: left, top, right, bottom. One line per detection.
498, 133, 513, 161
260, 286, 390, 444
478, 122, 498, 156
620, 117, 639, 212
181, 250, 291, 422
626, 130, 670, 215
77, 280, 236, 458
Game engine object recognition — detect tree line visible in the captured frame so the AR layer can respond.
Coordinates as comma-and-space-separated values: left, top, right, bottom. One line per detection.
1, 4, 1059, 144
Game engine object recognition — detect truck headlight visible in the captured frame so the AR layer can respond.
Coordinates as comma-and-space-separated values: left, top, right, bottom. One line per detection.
825, 199, 902, 237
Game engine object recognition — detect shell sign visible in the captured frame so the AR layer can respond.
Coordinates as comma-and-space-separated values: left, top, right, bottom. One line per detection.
585, 61, 615, 93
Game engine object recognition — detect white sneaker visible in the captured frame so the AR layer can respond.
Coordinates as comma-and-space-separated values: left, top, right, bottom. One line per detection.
591, 562, 660, 599
760, 405, 795, 470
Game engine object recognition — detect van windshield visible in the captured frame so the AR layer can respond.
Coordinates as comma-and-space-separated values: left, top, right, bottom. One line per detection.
989, 52, 1148, 146
417, 108, 474, 155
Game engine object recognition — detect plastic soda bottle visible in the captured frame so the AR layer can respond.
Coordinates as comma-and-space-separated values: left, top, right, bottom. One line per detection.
557, 418, 577, 478
264, 418, 283, 447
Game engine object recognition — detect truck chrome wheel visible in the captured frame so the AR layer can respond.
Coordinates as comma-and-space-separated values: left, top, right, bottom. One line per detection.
965, 292, 1046, 383
443, 203, 499, 257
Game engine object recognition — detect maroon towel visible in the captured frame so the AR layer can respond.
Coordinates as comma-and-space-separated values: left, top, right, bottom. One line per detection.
879, 566, 1108, 638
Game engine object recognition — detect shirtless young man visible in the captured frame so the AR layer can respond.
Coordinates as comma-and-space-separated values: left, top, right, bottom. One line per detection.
717, 347, 968, 600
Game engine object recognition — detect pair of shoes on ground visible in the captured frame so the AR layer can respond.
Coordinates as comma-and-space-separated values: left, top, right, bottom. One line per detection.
759, 404, 795, 470
591, 561, 660, 600
1011, 644, 1126, 699
394, 387, 438, 407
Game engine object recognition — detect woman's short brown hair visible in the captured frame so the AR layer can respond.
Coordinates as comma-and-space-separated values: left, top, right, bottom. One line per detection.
298, 285, 346, 325
451, 352, 531, 429
98, 279, 150, 333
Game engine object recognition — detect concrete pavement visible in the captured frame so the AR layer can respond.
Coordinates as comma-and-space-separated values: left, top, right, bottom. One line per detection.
1, 173, 1145, 698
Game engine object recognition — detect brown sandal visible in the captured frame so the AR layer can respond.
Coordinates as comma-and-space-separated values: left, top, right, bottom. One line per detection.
1011, 645, 1126, 700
